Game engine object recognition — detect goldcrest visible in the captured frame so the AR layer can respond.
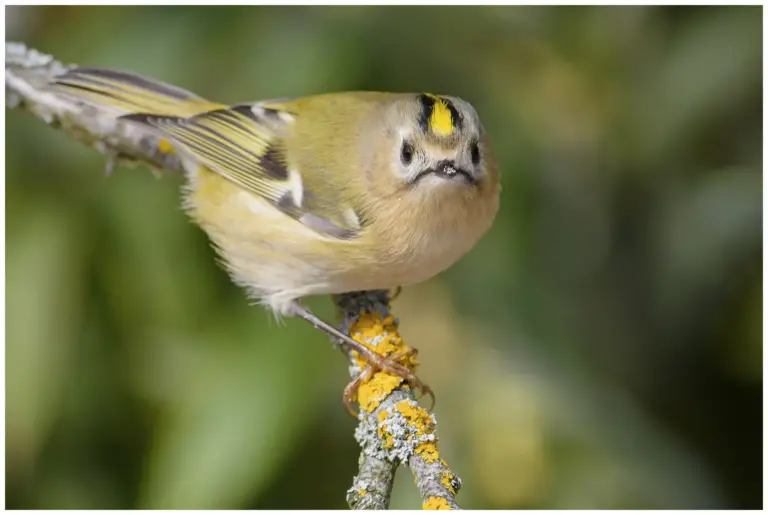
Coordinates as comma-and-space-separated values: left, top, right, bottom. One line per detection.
50, 67, 500, 403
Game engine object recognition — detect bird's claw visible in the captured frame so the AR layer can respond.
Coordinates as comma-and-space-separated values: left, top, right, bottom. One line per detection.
342, 347, 435, 417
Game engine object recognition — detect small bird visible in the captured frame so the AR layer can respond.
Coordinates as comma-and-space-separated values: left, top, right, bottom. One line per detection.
50, 67, 501, 410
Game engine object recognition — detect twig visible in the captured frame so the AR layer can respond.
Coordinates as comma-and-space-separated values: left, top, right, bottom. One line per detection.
5, 42, 186, 175
336, 291, 461, 510
6, 41, 462, 510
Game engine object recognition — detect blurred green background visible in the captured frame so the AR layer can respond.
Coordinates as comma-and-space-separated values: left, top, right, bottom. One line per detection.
5, 5, 762, 510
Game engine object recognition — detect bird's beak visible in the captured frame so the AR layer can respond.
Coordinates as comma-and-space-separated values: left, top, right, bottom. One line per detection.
433, 160, 476, 185
410, 160, 477, 187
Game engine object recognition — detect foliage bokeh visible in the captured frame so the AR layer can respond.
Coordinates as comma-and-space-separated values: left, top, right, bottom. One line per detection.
5, 5, 762, 509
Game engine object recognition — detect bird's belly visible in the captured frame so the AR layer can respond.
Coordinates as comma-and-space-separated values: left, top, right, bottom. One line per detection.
318, 221, 482, 295
202, 215, 472, 304
185, 168, 490, 313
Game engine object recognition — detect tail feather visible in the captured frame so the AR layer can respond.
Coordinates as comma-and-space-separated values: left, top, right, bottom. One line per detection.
51, 67, 223, 117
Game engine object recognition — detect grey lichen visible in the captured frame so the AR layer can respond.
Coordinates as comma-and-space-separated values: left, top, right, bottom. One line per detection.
346, 455, 396, 510
352, 388, 418, 463
5, 41, 186, 177
376, 399, 437, 463
6, 41, 54, 68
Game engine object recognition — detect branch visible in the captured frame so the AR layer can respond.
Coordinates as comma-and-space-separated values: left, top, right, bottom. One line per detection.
5, 42, 185, 175
335, 291, 461, 510
6, 41, 462, 510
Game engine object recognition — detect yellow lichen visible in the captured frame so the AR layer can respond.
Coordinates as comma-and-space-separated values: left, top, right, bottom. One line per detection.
377, 411, 395, 448
423, 496, 451, 510
358, 372, 403, 412
347, 311, 419, 412
378, 426, 393, 449
396, 400, 435, 434
349, 312, 417, 365
441, 471, 457, 495
415, 442, 440, 463
357, 489, 367, 497
157, 138, 175, 155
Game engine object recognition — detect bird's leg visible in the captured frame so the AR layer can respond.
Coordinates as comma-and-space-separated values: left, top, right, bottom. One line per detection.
292, 303, 433, 413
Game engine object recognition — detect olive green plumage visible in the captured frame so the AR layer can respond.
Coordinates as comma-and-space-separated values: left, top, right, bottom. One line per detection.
52, 67, 500, 316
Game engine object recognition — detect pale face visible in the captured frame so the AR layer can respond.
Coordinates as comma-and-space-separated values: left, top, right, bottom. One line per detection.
387, 94, 489, 191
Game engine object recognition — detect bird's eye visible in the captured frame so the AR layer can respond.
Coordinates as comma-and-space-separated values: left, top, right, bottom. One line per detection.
470, 141, 481, 165
401, 141, 414, 165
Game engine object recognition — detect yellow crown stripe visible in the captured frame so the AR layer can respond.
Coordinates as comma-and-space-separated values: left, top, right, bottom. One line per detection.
424, 93, 455, 136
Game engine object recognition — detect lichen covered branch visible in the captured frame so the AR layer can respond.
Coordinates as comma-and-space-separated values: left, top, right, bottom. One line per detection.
7, 41, 462, 511
5, 41, 184, 175
335, 291, 461, 510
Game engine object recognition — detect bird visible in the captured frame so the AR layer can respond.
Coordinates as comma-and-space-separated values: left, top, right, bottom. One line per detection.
49, 66, 501, 412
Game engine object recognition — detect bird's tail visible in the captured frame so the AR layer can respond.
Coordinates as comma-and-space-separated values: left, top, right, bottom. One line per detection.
51, 67, 223, 117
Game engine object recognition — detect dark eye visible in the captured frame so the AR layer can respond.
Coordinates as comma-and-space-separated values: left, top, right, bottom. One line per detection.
470, 141, 481, 165
401, 141, 414, 165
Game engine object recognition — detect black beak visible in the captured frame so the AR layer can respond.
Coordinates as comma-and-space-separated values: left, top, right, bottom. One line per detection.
411, 160, 477, 186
